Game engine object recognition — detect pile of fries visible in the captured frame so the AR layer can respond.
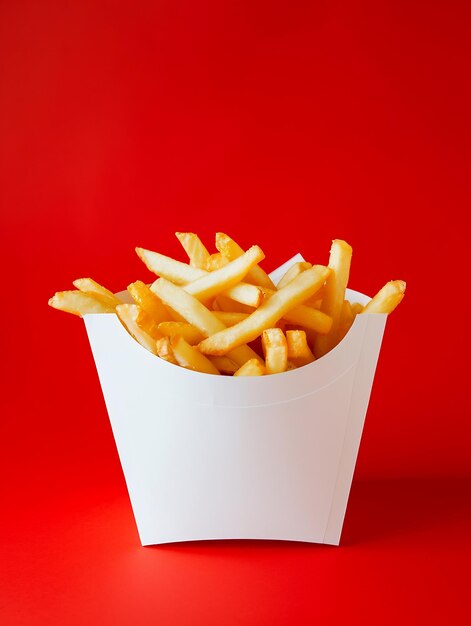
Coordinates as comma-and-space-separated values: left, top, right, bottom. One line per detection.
49, 233, 405, 376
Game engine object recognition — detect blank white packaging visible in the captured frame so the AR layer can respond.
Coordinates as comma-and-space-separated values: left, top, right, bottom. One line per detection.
84, 254, 387, 546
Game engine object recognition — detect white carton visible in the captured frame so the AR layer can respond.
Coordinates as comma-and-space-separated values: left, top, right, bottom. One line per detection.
84, 255, 387, 546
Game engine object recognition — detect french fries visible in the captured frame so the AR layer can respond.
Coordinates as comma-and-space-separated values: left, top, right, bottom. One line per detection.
127, 280, 172, 323
216, 232, 275, 289
175, 232, 210, 269
170, 335, 220, 375
136, 246, 262, 307
286, 330, 315, 367
262, 328, 288, 375
183, 245, 265, 301
362, 280, 406, 314
198, 266, 331, 356
73, 278, 122, 308
234, 359, 266, 376
116, 304, 160, 354
49, 232, 406, 376
314, 240, 353, 358
150, 278, 263, 367
155, 337, 179, 364
48, 290, 116, 316
157, 321, 205, 345
276, 262, 312, 289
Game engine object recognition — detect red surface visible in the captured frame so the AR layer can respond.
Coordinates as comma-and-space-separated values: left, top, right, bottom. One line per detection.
1, 1, 470, 624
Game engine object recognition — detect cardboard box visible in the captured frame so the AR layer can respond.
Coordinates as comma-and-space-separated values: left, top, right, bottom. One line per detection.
84, 255, 387, 545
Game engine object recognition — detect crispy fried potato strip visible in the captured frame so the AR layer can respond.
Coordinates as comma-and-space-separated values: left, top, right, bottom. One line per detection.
215, 232, 275, 289
314, 240, 352, 358
73, 278, 122, 308
116, 304, 160, 354
286, 330, 315, 367
170, 335, 220, 375
234, 358, 266, 376
362, 281, 406, 314
175, 232, 210, 269
262, 328, 288, 374
49, 291, 116, 316
198, 265, 330, 356
150, 278, 263, 367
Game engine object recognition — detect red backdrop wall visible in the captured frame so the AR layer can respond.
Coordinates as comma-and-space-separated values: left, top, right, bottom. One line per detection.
1, 1, 470, 624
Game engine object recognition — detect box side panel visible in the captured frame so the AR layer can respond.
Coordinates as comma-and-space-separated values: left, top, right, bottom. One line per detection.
322, 314, 387, 545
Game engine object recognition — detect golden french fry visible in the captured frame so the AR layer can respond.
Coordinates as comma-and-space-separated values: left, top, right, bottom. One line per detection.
136, 247, 205, 284
127, 280, 172, 323
175, 232, 210, 269
208, 356, 239, 374
362, 280, 406, 314
170, 335, 220, 375
72, 278, 122, 308
286, 330, 315, 367
220, 283, 263, 308
260, 288, 332, 334
156, 336, 179, 364
183, 245, 265, 301
304, 284, 326, 307
116, 304, 160, 354
157, 321, 205, 345
137, 247, 262, 308
150, 278, 263, 366
351, 302, 364, 315
234, 358, 266, 376
206, 253, 229, 271
262, 328, 288, 374
213, 311, 249, 326
212, 295, 255, 314
215, 232, 275, 289
48, 291, 116, 316
276, 262, 312, 289
314, 240, 353, 358
199, 265, 330, 356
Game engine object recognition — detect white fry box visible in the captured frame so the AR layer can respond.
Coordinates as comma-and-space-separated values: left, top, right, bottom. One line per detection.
84, 255, 387, 546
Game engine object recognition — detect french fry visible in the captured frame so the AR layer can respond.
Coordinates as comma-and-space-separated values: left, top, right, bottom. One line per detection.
206, 253, 229, 271
234, 358, 266, 376
183, 245, 265, 301
127, 280, 171, 323
351, 302, 364, 315
276, 262, 312, 289
208, 356, 239, 374
260, 288, 332, 334
136, 247, 205, 284
48, 291, 116, 316
199, 265, 331, 356
116, 304, 160, 354
150, 278, 263, 367
262, 328, 288, 374
170, 335, 220, 375
337, 300, 355, 344
212, 296, 255, 314
304, 284, 326, 307
362, 280, 406, 314
72, 278, 122, 308
137, 247, 262, 308
213, 311, 249, 326
155, 337, 179, 364
157, 321, 205, 345
286, 330, 315, 367
282, 304, 332, 334
314, 240, 353, 358
215, 232, 275, 289
175, 232, 210, 269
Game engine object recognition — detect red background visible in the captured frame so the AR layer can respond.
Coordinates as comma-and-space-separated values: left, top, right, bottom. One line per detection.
1, 1, 470, 624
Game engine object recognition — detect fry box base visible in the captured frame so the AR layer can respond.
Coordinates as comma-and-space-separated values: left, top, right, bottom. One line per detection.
84, 257, 386, 546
